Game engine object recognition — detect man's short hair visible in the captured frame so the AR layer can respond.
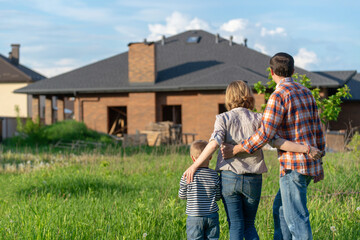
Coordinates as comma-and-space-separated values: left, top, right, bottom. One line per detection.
270, 52, 294, 77
190, 140, 208, 159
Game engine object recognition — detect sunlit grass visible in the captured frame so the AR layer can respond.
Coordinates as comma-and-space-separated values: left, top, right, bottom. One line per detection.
0, 147, 359, 239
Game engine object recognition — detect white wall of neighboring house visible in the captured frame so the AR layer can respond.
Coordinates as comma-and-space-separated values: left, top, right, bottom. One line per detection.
0, 83, 29, 117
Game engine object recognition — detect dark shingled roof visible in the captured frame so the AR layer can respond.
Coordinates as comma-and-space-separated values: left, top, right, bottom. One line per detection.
314, 70, 357, 85
346, 73, 360, 101
0, 54, 45, 83
15, 30, 345, 95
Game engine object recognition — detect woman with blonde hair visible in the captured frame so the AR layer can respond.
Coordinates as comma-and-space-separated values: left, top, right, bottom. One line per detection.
183, 80, 320, 239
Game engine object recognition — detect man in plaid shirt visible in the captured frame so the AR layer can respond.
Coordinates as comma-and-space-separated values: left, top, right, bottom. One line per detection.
222, 52, 325, 240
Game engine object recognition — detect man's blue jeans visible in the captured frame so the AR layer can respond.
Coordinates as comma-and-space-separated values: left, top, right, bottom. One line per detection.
273, 170, 313, 240
221, 171, 262, 240
186, 212, 219, 240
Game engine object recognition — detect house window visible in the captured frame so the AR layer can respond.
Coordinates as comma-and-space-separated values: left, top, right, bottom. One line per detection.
218, 104, 227, 114
108, 106, 127, 136
162, 105, 182, 124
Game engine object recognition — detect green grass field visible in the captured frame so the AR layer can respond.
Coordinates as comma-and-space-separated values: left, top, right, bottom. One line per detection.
0, 146, 359, 239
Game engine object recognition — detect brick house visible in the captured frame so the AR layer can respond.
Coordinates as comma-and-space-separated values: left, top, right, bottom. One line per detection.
14, 30, 360, 142
0, 44, 45, 140
315, 71, 360, 131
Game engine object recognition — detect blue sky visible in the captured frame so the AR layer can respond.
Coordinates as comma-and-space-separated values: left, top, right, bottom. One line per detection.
1, 0, 359, 77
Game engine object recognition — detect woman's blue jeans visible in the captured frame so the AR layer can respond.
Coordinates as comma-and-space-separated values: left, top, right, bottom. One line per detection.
220, 171, 262, 240
273, 170, 313, 240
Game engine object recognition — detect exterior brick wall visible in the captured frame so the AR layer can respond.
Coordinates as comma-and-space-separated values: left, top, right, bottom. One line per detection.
32, 95, 39, 122
128, 43, 156, 84
80, 94, 129, 133
329, 102, 360, 130
253, 93, 265, 112
128, 92, 156, 133
78, 93, 156, 134
72, 91, 267, 143
74, 98, 80, 121
156, 91, 225, 141
44, 96, 52, 125
57, 97, 64, 121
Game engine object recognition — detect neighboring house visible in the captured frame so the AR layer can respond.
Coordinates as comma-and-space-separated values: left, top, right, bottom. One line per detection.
14, 30, 359, 143
315, 71, 360, 131
0, 44, 45, 140
340, 73, 360, 130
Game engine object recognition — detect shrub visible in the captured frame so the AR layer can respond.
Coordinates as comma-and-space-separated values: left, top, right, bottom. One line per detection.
43, 120, 114, 144
4, 120, 113, 147
347, 132, 360, 152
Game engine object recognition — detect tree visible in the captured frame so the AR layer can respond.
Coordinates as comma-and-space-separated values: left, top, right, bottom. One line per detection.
253, 68, 352, 127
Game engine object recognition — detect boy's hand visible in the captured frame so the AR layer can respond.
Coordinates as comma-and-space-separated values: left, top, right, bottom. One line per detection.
183, 165, 197, 184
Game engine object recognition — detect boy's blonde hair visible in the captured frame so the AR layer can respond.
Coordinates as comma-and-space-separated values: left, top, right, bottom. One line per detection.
190, 140, 208, 160
225, 80, 255, 111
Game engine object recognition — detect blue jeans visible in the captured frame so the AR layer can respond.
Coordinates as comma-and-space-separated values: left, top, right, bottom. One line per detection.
273, 170, 313, 240
221, 171, 262, 240
186, 212, 219, 240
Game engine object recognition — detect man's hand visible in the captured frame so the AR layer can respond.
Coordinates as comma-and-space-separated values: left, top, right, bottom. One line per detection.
221, 143, 245, 159
183, 165, 198, 184
313, 168, 324, 183
308, 146, 322, 160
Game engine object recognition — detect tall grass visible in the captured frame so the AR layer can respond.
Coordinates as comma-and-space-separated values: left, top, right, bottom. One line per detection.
0, 146, 359, 239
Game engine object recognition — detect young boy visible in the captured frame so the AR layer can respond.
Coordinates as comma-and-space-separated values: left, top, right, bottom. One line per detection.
179, 140, 221, 240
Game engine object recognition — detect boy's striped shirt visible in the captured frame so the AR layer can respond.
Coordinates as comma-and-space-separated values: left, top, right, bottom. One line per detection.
179, 167, 221, 216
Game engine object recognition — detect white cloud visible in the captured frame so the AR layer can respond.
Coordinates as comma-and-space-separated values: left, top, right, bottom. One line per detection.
186, 18, 210, 31
254, 43, 268, 55
34, 66, 75, 78
147, 11, 209, 41
261, 27, 287, 37
294, 48, 318, 69
55, 58, 78, 66
114, 25, 143, 40
23, 57, 81, 78
220, 19, 248, 33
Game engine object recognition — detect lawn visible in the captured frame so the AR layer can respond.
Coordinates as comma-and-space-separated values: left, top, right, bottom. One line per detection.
0, 145, 359, 239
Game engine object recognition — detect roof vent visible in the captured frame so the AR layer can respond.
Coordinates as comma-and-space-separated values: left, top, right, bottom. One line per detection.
161, 35, 166, 45
215, 34, 219, 44
229, 36, 233, 46
244, 38, 248, 47
186, 36, 201, 44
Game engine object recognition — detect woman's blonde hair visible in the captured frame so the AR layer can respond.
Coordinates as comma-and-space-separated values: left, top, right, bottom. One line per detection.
225, 80, 255, 111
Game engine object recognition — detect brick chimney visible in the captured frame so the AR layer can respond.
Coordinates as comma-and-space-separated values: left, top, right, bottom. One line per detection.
9, 44, 20, 65
128, 41, 156, 84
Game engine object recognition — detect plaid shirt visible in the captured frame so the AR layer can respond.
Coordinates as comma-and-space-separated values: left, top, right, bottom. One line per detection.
241, 77, 325, 177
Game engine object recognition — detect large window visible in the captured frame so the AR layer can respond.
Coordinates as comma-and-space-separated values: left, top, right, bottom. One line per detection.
162, 105, 182, 124
108, 106, 127, 136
